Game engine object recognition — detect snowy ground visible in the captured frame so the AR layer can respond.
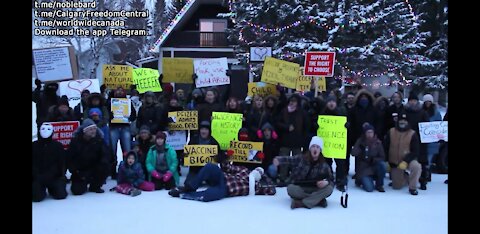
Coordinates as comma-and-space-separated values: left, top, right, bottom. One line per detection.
32, 158, 448, 234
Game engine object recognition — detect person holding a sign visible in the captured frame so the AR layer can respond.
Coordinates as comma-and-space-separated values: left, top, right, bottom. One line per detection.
184, 121, 222, 186
422, 94, 443, 172
384, 113, 422, 196
32, 80, 60, 125
32, 123, 68, 202
68, 119, 111, 194
351, 123, 387, 192
272, 136, 334, 209
145, 131, 179, 189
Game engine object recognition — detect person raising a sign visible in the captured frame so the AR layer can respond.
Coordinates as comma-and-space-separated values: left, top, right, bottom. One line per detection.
184, 121, 222, 186
271, 136, 334, 209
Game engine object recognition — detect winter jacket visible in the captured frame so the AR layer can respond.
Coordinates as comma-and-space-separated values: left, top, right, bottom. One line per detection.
374, 97, 390, 139
384, 127, 420, 165
67, 132, 110, 175
145, 144, 179, 185
32, 87, 59, 124
32, 138, 66, 184
351, 137, 386, 178
276, 154, 334, 185
348, 90, 377, 142
221, 163, 276, 196
385, 103, 405, 130
196, 102, 223, 123
46, 106, 76, 122
83, 93, 110, 128
136, 103, 164, 134
276, 107, 310, 148
117, 160, 145, 188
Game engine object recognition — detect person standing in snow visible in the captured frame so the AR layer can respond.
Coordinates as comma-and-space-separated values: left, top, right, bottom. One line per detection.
272, 136, 334, 209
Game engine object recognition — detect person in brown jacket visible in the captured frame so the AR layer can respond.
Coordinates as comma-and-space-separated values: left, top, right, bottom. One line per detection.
351, 123, 386, 192
384, 113, 422, 195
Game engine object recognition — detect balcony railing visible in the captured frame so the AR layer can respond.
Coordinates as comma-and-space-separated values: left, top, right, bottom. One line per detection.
164, 31, 230, 48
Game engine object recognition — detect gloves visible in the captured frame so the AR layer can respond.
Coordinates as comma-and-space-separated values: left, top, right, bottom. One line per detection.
35, 78, 42, 88
272, 131, 278, 140
226, 149, 235, 157
256, 129, 263, 139
192, 73, 198, 82
256, 152, 265, 160
398, 161, 408, 170
151, 170, 162, 179
163, 171, 173, 182
344, 122, 350, 128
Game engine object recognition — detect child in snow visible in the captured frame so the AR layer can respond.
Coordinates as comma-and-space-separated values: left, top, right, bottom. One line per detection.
112, 151, 155, 196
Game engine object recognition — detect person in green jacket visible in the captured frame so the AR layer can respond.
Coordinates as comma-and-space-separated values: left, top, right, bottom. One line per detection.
146, 131, 179, 190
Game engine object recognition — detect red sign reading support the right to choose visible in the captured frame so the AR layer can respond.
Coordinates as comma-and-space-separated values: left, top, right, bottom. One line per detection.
304, 51, 336, 77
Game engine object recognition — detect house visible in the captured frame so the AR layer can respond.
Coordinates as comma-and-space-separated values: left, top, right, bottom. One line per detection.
147, 0, 248, 100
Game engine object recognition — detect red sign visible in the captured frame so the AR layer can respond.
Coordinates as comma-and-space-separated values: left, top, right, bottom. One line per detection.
304, 51, 335, 77
46, 121, 80, 150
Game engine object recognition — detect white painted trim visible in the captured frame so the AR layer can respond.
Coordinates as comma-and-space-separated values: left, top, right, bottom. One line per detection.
160, 47, 234, 52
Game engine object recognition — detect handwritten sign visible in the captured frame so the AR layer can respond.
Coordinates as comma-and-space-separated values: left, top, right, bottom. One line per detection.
162, 58, 194, 83
132, 68, 162, 93
164, 131, 187, 150
317, 115, 347, 159
247, 82, 279, 97
194, 58, 230, 88
419, 121, 448, 143
304, 51, 335, 77
261, 57, 299, 89
33, 46, 77, 82
102, 65, 133, 89
250, 47, 272, 62
229, 141, 264, 164
211, 112, 243, 150
111, 98, 131, 123
296, 69, 326, 92
46, 121, 80, 150
183, 145, 218, 166
168, 111, 198, 130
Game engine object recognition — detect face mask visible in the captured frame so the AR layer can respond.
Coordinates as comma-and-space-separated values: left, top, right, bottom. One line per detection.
398, 122, 407, 129
40, 123, 54, 138
359, 99, 369, 108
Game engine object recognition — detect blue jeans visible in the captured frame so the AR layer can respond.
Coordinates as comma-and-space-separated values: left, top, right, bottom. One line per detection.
110, 125, 132, 158
359, 161, 386, 192
182, 163, 227, 202
268, 164, 278, 178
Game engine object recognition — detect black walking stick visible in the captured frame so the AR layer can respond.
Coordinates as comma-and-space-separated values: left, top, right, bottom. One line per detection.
341, 184, 348, 208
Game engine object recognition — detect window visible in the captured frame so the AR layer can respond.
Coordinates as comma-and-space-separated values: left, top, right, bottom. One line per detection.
199, 19, 227, 47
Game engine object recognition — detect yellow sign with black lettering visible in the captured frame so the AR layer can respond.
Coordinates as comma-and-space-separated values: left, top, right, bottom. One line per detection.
168, 111, 198, 130
229, 141, 264, 164
183, 145, 218, 166
261, 57, 299, 89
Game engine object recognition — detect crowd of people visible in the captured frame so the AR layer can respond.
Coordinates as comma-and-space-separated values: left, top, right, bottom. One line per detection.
32, 75, 448, 209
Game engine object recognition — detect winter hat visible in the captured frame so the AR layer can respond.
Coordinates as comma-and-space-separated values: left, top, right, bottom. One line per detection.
88, 107, 102, 117
139, 125, 150, 134
144, 91, 155, 99
326, 95, 337, 103
162, 83, 173, 94
362, 123, 375, 134
58, 95, 69, 107
309, 136, 324, 150
238, 128, 249, 141
261, 122, 275, 131
288, 94, 302, 104
199, 121, 211, 130
81, 89, 90, 96
398, 112, 408, 121
81, 118, 96, 132
408, 92, 419, 101
125, 150, 137, 161
156, 131, 167, 140
423, 94, 434, 103
192, 88, 202, 96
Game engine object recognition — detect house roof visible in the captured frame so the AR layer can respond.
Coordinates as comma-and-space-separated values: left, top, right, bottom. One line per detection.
150, 0, 224, 53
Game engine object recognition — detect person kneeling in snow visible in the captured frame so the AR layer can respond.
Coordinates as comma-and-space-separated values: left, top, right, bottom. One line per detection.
272, 136, 334, 209
168, 153, 276, 202
112, 151, 155, 196
145, 131, 179, 190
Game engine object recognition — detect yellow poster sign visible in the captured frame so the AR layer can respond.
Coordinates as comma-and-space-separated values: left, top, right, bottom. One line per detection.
162, 58, 194, 84
168, 111, 198, 130
132, 68, 162, 94
247, 82, 279, 97
261, 57, 299, 89
102, 65, 133, 90
211, 112, 243, 150
183, 145, 218, 166
229, 141, 264, 164
317, 115, 347, 159
296, 68, 326, 91
111, 98, 131, 123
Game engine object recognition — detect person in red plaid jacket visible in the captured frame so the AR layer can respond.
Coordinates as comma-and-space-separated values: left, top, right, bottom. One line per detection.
168, 152, 276, 202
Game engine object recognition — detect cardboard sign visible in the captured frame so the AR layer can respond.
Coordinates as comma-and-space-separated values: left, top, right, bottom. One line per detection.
304, 51, 335, 77
250, 47, 272, 62
58, 79, 101, 100
46, 121, 80, 150
317, 115, 347, 159
247, 82, 279, 97
162, 58, 194, 83
183, 145, 218, 166
33, 46, 78, 82
102, 65, 133, 89
229, 141, 264, 164
194, 58, 230, 88
168, 111, 198, 130
132, 68, 162, 93
296, 68, 327, 92
111, 98, 131, 123
261, 57, 299, 89
211, 112, 243, 150
419, 121, 448, 143
164, 131, 187, 150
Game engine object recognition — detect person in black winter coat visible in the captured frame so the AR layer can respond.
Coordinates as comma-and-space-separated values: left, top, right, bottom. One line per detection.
32, 80, 60, 125
134, 125, 155, 180
256, 122, 280, 177
196, 89, 223, 124
32, 123, 68, 202
374, 96, 390, 140
46, 95, 76, 122
67, 119, 110, 195
136, 91, 165, 134
385, 91, 405, 131
73, 89, 90, 122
